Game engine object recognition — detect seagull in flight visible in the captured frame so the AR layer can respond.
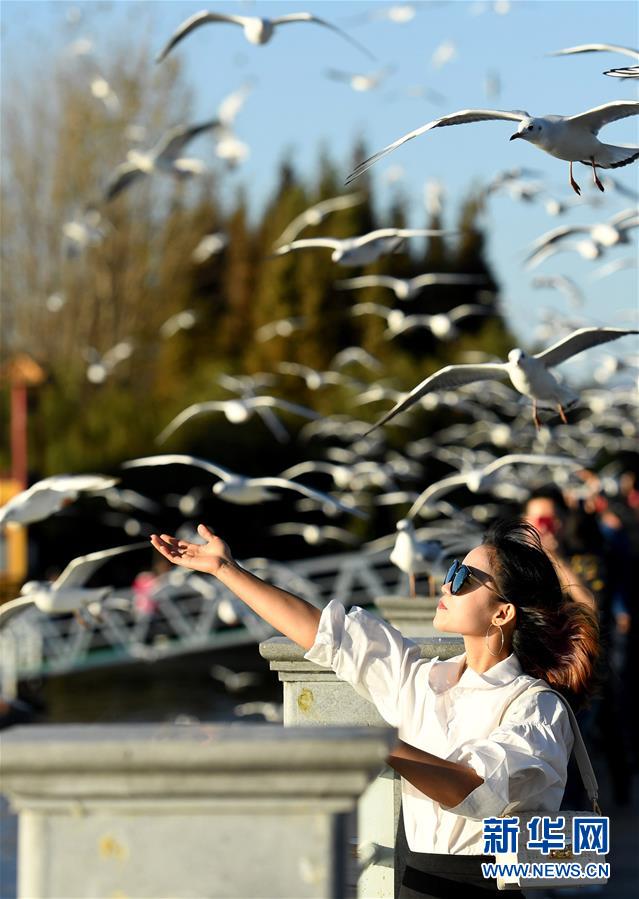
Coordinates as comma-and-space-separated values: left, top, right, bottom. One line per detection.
156, 10, 374, 62
156, 396, 320, 444
406, 454, 584, 519
0, 475, 119, 527
104, 119, 218, 201
335, 272, 488, 300
352, 302, 492, 340
274, 193, 365, 247
272, 228, 451, 266
0, 542, 146, 625
604, 66, 639, 78
362, 327, 638, 433
346, 102, 639, 195
122, 454, 367, 518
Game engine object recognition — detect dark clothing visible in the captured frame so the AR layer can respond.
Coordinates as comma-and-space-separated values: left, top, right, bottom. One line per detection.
399, 850, 525, 898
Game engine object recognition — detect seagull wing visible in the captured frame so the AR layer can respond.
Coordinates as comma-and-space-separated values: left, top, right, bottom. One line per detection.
272, 13, 375, 61
250, 397, 320, 419
346, 109, 528, 183
217, 82, 253, 127
54, 542, 148, 590
448, 304, 492, 323
104, 162, 144, 201
249, 477, 368, 518
154, 119, 220, 161
122, 453, 235, 480
407, 473, 470, 519
480, 453, 582, 481
604, 66, 639, 78
336, 275, 398, 290
549, 43, 639, 61
351, 302, 391, 318
156, 402, 227, 444
567, 100, 639, 135
411, 273, 487, 289
0, 596, 35, 626
534, 327, 639, 368
363, 363, 509, 434
272, 237, 343, 257
156, 11, 248, 62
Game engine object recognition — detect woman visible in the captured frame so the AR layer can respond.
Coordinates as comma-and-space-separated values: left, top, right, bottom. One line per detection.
151, 518, 599, 899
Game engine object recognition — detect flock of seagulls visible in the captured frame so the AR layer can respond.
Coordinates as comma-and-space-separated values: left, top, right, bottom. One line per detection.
1, 11, 637, 685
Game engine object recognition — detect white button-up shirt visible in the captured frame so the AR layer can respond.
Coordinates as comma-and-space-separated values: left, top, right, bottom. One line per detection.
304, 599, 574, 855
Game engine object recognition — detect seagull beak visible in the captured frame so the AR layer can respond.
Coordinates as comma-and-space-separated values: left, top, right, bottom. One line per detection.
509, 132, 522, 141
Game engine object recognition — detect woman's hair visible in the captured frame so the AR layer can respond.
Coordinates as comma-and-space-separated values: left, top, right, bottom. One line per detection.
483, 518, 600, 709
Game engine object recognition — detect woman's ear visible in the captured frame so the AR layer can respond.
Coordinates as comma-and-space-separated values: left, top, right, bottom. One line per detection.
494, 603, 516, 627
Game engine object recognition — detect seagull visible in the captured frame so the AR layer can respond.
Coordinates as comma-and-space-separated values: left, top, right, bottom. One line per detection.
531, 275, 584, 308
362, 327, 639, 432
276, 362, 363, 391
210, 664, 261, 693
270, 523, 360, 546
346, 101, 639, 195
62, 207, 107, 259
83, 340, 134, 384
406, 454, 584, 519
104, 119, 218, 201
122, 454, 367, 518
325, 66, 394, 92
191, 232, 228, 263
90, 74, 120, 115
0, 542, 147, 626
390, 519, 445, 597
234, 701, 283, 722
329, 346, 383, 372
274, 193, 365, 247
0, 474, 119, 527
272, 228, 452, 266
156, 10, 374, 62
604, 66, 639, 78
352, 302, 492, 340
335, 272, 488, 300
159, 310, 197, 339
548, 43, 639, 61
156, 396, 320, 444
255, 316, 307, 342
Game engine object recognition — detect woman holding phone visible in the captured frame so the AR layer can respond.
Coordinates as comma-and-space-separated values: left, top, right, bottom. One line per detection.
151, 518, 599, 899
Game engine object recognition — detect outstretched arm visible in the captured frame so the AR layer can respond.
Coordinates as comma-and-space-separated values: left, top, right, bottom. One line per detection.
150, 524, 321, 649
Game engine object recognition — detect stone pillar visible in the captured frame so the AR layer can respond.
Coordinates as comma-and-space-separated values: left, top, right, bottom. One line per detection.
373, 596, 440, 637
260, 634, 464, 898
1, 723, 396, 899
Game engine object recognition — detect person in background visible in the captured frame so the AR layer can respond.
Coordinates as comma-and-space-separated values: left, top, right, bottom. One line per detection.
524, 485, 633, 806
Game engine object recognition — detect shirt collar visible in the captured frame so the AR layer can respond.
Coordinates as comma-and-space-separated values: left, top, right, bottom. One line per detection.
428, 652, 523, 693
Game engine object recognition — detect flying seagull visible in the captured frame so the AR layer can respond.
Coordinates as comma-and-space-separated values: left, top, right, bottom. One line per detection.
335, 272, 487, 300
361, 327, 638, 433
122, 454, 367, 518
604, 66, 639, 78
346, 101, 639, 195
156, 10, 374, 62
274, 193, 365, 247
0, 474, 119, 527
548, 43, 639, 61
104, 119, 218, 201
271, 227, 452, 266
0, 542, 147, 626
156, 396, 320, 444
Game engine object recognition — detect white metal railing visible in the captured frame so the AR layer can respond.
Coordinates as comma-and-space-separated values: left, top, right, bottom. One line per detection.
0, 549, 408, 690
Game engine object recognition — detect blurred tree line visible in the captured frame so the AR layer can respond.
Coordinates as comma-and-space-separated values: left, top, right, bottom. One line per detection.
0, 36, 516, 484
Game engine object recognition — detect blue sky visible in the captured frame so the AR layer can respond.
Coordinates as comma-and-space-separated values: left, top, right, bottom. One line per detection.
2, 1, 638, 378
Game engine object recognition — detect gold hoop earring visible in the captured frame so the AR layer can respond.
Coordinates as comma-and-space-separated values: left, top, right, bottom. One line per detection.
485, 623, 505, 657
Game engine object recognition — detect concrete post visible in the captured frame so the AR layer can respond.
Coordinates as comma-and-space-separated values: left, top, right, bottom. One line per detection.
260, 633, 464, 897
1, 723, 396, 899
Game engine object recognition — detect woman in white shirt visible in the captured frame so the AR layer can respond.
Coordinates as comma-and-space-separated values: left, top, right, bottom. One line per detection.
151, 518, 600, 899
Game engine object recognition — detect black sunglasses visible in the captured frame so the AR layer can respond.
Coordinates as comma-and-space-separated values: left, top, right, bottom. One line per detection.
443, 559, 507, 600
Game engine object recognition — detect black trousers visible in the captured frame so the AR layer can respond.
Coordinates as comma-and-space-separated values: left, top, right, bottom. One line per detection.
399, 850, 525, 899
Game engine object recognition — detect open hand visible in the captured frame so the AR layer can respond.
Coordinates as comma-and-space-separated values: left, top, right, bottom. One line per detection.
150, 524, 234, 576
